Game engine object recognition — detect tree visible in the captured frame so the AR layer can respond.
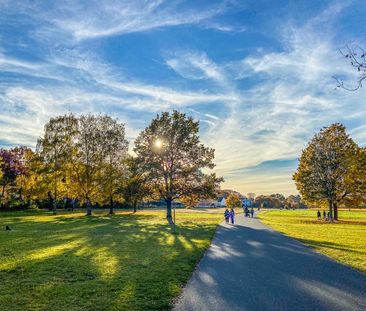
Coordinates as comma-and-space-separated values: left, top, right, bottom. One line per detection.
16, 149, 40, 207
335, 45, 366, 91
226, 193, 241, 209
342, 147, 366, 208
0, 157, 3, 182
247, 193, 256, 200
37, 114, 78, 214
293, 123, 362, 220
120, 156, 150, 213
98, 117, 128, 214
284, 195, 304, 209
0, 147, 29, 205
270, 193, 286, 202
69, 114, 128, 215
134, 111, 223, 223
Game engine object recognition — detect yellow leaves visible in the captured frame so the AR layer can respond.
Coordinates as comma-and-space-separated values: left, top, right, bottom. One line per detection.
226, 193, 241, 208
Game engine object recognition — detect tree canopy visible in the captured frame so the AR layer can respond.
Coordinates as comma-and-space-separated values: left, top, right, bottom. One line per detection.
226, 194, 242, 209
294, 123, 366, 220
134, 110, 222, 222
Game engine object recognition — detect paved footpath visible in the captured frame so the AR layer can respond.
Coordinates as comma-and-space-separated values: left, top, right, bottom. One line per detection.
173, 213, 366, 311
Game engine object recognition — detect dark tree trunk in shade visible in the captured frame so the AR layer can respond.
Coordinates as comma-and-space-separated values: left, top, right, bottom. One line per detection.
86, 198, 92, 216
166, 198, 173, 224
133, 200, 137, 213
333, 202, 338, 220
109, 196, 114, 214
328, 200, 333, 221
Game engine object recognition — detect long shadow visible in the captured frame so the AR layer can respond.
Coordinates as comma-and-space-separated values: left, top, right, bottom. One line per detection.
0, 212, 219, 311
174, 219, 366, 311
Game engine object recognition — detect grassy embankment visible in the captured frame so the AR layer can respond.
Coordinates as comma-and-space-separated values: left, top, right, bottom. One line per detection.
259, 209, 366, 274
0, 208, 224, 311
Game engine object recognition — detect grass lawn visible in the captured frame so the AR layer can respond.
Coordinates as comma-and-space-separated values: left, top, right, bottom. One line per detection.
0, 208, 223, 311
259, 209, 366, 274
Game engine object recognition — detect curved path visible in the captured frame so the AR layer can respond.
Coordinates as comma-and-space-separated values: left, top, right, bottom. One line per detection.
173, 213, 366, 311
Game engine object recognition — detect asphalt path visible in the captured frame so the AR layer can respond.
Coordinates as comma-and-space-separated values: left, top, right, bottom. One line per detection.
173, 212, 366, 311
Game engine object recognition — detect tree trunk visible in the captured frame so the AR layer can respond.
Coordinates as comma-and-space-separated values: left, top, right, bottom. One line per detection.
333, 202, 338, 220
53, 186, 57, 215
133, 200, 137, 213
52, 199, 57, 215
328, 200, 333, 221
109, 196, 114, 214
86, 198, 92, 216
166, 198, 173, 224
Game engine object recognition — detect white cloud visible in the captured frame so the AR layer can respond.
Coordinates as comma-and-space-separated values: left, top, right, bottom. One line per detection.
196, 4, 366, 195
27, 0, 227, 41
1, 1, 365, 196
166, 51, 227, 83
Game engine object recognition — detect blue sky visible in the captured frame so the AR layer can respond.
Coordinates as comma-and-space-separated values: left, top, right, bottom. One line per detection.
1, 0, 366, 195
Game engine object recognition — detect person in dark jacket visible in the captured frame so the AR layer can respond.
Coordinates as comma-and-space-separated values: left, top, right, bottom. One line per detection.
230, 208, 235, 224
224, 209, 230, 224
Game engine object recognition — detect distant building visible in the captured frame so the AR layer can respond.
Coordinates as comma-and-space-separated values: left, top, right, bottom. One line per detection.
217, 196, 226, 207
197, 199, 217, 208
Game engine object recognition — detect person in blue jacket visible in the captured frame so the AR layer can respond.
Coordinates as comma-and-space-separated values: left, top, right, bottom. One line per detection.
224, 209, 230, 224
230, 208, 235, 224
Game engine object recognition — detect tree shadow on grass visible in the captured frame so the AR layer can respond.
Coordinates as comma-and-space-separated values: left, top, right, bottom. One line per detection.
294, 238, 366, 256
0, 212, 219, 311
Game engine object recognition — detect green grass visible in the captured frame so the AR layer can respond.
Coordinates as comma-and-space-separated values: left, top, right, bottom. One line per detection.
259, 209, 366, 274
0, 209, 223, 311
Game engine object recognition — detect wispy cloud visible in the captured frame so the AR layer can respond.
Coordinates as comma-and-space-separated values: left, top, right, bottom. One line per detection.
0, 0, 365, 195
4, 0, 228, 41
166, 51, 227, 83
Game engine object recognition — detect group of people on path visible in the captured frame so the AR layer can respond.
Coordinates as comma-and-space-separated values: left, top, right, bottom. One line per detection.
224, 208, 235, 224
317, 210, 333, 221
224, 206, 255, 224
244, 207, 254, 218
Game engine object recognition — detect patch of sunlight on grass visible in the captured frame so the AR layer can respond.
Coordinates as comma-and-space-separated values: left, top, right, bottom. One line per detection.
92, 247, 119, 280
177, 235, 193, 251
164, 233, 176, 246
259, 209, 366, 274
0, 239, 85, 271
27, 239, 85, 261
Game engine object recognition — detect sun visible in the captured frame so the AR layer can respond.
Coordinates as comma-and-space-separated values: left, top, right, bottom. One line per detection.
155, 139, 163, 148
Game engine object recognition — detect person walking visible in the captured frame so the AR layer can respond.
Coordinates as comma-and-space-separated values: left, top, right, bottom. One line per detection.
317, 210, 321, 220
250, 208, 254, 218
224, 209, 230, 224
230, 208, 235, 224
323, 210, 326, 220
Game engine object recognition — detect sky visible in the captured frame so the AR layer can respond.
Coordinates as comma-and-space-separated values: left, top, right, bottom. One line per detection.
0, 0, 366, 196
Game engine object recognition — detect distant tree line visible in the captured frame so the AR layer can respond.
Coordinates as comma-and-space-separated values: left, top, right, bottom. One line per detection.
252, 194, 307, 209
0, 111, 222, 222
